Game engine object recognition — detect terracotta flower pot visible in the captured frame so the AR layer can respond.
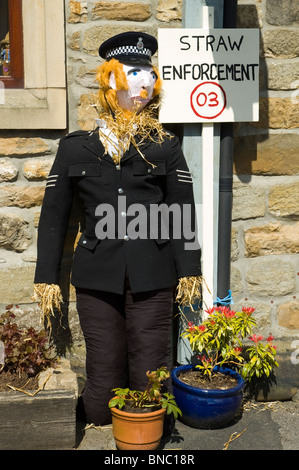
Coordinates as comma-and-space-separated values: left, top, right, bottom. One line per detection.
110, 405, 166, 450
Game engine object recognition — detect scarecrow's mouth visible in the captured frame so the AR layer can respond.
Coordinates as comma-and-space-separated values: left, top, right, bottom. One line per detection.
132, 96, 150, 104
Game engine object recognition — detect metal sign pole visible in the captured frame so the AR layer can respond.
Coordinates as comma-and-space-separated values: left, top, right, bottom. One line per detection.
177, 0, 223, 363
200, 5, 218, 313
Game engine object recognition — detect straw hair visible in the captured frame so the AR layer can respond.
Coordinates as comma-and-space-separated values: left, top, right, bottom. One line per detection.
33, 283, 63, 332
97, 59, 128, 114
175, 276, 202, 311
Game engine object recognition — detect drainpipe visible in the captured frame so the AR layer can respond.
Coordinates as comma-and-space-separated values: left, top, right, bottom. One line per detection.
217, 0, 238, 306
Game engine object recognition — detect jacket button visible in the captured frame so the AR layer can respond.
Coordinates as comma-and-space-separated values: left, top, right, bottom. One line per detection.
118, 188, 124, 194
124, 235, 129, 241
82, 240, 87, 244
121, 211, 126, 217
82, 170, 86, 176
116, 165, 121, 170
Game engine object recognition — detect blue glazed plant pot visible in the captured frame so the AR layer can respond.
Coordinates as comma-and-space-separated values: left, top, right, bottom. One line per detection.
171, 364, 244, 429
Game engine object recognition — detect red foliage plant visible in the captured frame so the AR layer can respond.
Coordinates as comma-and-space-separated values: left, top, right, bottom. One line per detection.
0, 306, 57, 377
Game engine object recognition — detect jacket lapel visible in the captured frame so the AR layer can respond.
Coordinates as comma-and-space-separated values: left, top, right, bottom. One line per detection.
121, 140, 153, 163
82, 130, 114, 164
82, 128, 154, 165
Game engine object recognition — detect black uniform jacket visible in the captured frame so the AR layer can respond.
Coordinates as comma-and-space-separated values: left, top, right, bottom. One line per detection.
34, 129, 201, 294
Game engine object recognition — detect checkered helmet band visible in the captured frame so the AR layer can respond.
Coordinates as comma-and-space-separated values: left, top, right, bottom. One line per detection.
105, 44, 152, 60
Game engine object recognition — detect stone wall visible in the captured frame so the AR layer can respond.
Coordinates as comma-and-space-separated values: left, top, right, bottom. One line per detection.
0, 0, 298, 367
232, 0, 299, 341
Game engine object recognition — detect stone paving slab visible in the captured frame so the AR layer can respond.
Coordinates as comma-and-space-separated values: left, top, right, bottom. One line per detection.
75, 392, 299, 452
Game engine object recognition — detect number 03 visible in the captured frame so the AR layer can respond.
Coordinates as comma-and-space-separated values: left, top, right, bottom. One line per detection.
196, 92, 219, 107
190, 82, 226, 119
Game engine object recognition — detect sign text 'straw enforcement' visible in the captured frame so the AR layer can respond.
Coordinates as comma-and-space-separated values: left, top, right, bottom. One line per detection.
158, 28, 260, 123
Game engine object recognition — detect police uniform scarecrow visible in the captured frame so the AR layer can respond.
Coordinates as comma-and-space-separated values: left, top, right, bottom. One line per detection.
34, 32, 202, 426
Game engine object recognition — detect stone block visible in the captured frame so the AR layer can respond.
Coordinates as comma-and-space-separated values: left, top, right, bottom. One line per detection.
263, 29, 299, 58
23, 158, 54, 181
278, 301, 299, 329
38, 358, 79, 398
76, 424, 115, 450
246, 259, 295, 297
91, 2, 151, 21
0, 138, 50, 156
254, 98, 299, 129
0, 185, 45, 208
0, 159, 18, 182
245, 222, 299, 257
0, 266, 36, 304
83, 26, 110, 57
68, 0, 88, 23
0, 390, 76, 450
267, 61, 299, 90
237, 4, 262, 28
34, 210, 41, 227
0, 213, 32, 252
232, 182, 266, 220
234, 134, 299, 175
269, 182, 299, 217
77, 93, 99, 131
230, 265, 243, 297
68, 31, 81, 51
75, 66, 98, 89
266, 0, 299, 26
156, 0, 182, 22
231, 227, 239, 261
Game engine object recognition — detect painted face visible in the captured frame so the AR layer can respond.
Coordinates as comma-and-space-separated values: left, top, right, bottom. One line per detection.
109, 64, 158, 113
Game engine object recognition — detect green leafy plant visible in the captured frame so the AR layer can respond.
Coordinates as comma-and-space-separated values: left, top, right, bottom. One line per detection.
0, 305, 58, 377
109, 367, 182, 419
182, 306, 278, 384
242, 333, 278, 380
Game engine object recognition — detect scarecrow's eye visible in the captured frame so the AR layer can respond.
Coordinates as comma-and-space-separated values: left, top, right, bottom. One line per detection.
128, 68, 141, 77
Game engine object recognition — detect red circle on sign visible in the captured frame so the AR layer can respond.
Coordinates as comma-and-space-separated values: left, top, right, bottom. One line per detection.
190, 82, 227, 119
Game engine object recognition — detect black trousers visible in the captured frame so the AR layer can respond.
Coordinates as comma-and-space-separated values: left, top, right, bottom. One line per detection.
76, 280, 174, 425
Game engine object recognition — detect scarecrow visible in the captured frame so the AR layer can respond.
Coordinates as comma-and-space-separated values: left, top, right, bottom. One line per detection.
34, 32, 201, 428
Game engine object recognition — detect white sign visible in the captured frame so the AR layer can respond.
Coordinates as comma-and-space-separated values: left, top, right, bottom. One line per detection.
158, 28, 259, 123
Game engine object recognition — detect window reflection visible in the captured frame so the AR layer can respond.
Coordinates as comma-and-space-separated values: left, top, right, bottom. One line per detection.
0, 0, 10, 76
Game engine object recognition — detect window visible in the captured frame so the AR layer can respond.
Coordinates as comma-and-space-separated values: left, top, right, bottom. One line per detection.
0, 0, 24, 88
0, 0, 66, 129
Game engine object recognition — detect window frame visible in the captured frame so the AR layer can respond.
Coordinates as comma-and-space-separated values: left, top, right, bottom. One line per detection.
1, 0, 24, 88
0, 0, 66, 130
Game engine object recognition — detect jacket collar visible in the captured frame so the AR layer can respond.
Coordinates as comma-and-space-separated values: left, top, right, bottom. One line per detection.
82, 128, 153, 165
